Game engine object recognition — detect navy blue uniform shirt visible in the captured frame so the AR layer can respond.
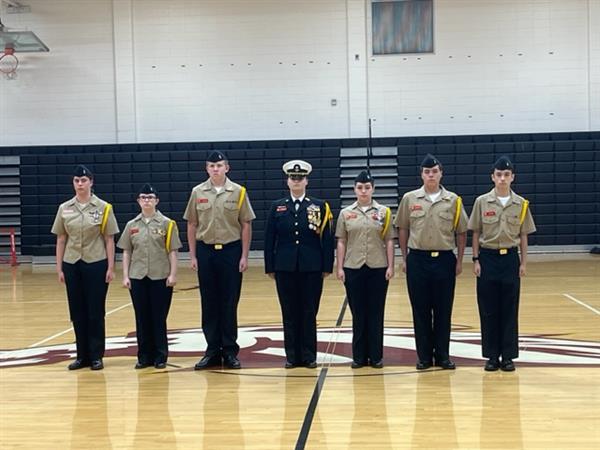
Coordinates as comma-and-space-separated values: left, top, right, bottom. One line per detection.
264, 196, 334, 273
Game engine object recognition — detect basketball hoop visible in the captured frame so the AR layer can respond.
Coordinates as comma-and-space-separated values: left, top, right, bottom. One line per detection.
0, 47, 19, 79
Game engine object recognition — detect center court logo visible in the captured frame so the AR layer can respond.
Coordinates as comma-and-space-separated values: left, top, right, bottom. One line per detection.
1, 326, 599, 368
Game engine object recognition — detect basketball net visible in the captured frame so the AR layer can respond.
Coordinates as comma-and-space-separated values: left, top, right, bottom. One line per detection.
0, 47, 19, 80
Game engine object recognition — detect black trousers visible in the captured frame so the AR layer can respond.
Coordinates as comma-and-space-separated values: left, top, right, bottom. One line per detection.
275, 271, 323, 364
344, 265, 388, 364
196, 240, 242, 358
129, 277, 173, 364
62, 259, 108, 361
406, 250, 457, 363
477, 248, 521, 360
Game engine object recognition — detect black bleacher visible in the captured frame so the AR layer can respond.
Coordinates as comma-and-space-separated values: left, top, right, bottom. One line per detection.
17, 145, 342, 255
4, 130, 599, 256
396, 135, 599, 246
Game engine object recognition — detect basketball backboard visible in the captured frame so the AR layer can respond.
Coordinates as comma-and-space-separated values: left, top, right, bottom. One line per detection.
0, 29, 49, 52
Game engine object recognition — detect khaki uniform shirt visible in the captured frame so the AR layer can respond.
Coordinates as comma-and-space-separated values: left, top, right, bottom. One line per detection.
468, 189, 536, 249
183, 177, 256, 244
336, 200, 395, 269
51, 195, 119, 264
117, 211, 183, 280
394, 186, 468, 251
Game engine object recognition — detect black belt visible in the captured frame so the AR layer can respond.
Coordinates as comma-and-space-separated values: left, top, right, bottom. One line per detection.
480, 247, 517, 255
199, 240, 240, 250
409, 248, 454, 258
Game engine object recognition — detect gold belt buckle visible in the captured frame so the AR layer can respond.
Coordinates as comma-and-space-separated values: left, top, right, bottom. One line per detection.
430, 251, 439, 257
499, 248, 508, 255
214, 244, 223, 250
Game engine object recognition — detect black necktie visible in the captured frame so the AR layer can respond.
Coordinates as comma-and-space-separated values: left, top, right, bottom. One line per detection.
294, 199, 301, 211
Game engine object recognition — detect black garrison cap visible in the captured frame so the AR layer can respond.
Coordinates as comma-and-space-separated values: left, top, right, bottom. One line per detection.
207, 151, 227, 163
73, 164, 93, 178
354, 170, 374, 185
492, 155, 514, 172
138, 183, 158, 197
420, 153, 441, 168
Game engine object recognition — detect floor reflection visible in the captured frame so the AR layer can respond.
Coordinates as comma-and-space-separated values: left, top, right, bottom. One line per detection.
134, 372, 176, 447
480, 373, 523, 449
201, 372, 245, 448
411, 371, 458, 449
71, 372, 112, 449
350, 373, 392, 448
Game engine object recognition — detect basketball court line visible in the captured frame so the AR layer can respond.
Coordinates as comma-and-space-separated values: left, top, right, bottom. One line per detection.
27, 302, 132, 348
295, 296, 349, 450
562, 293, 600, 316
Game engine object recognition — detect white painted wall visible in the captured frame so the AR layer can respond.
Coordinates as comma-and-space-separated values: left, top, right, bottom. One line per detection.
0, 0, 598, 146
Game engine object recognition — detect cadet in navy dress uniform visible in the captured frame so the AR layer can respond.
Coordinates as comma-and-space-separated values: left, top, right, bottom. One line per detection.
335, 171, 395, 368
184, 151, 256, 370
264, 160, 335, 368
394, 155, 468, 370
469, 156, 536, 372
51, 165, 119, 371
117, 184, 182, 369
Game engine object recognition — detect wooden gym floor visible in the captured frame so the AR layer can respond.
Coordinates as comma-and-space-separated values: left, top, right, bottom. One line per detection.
1, 254, 599, 449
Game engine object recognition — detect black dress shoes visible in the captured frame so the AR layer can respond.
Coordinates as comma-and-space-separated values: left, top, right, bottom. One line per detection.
351, 361, 366, 369
484, 358, 500, 371
194, 355, 221, 370
435, 359, 456, 370
370, 360, 384, 369
501, 359, 515, 372
154, 362, 167, 369
135, 362, 152, 369
285, 361, 298, 369
304, 361, 317, 369
68, 359, 89, 370
223, 355, 241, 369
90, 359, 104, 370
416, 360, 433, 370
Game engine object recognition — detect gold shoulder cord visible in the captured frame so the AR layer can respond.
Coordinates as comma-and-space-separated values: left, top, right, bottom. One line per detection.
100, 203, 112, 234
237, 186, 247, 210
381, 207, 391, 238
519, 200, 529, 225
452, 197, 462, 231
166, 220, 176, 253
320, 202, 332, 236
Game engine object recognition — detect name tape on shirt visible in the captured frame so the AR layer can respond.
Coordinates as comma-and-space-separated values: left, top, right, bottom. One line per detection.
484, 210, 496, 217
410, 204, 423, 211
196, 198, 209, 204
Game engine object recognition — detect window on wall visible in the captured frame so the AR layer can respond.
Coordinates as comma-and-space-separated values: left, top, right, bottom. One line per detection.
372, 0, 434, 55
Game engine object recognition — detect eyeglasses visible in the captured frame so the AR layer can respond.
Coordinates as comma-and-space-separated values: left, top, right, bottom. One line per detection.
138, 195, 157, 201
